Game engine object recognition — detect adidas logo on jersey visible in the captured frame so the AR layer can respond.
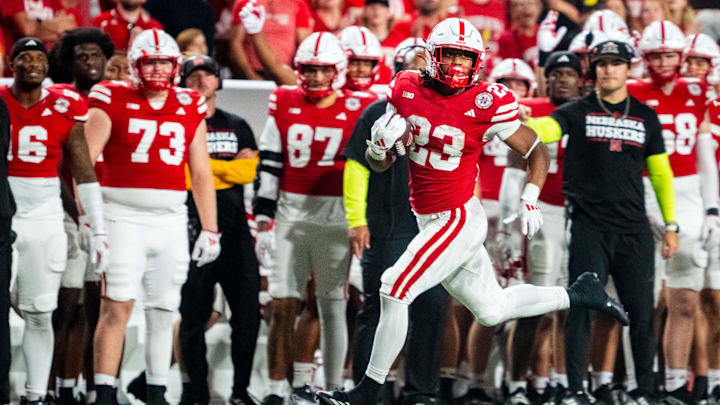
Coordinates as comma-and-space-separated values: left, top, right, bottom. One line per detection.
41, 108, 52, 117
646, 99, 659, 107
685, 99, 695, 107
335, 112, 347, 120
176, 107, 186, 115
126, 102, 140, 110
464, 109, 476, 118
289, 107, 301, 115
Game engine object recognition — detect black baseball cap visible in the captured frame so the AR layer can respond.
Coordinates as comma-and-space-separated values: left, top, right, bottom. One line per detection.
544, 51, 582, 78
11, 37, 47, 60
180, 55, 222, 89
590, 40, 635, 65
365, 0, 389, 6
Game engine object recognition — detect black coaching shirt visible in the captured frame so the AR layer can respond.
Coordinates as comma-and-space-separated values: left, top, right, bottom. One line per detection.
551, 91, 664, 233
188, 107, 256, 235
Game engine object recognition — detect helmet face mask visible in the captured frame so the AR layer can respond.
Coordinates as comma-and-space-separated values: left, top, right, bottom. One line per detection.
346, 57, 378, 91
426, 18, 486, 89
128, 29, 181, 91
298, 63, 338, 100
136, 55, 179, 91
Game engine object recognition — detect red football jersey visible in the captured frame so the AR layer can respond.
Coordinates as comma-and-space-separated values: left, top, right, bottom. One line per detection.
389, 71, 521, 214
269, 86, 376, 197
1, 85, 87, 178
709, 97, 720, 163
88, 81, 206, 191
519, 97, 562, 206
92, 7, 163, 52
628, 78, 708, 177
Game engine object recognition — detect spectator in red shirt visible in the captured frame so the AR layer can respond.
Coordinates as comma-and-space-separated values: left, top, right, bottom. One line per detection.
310, 0, 350, 33
229, 0, 312, 80
497, 0, 542, 65
0, 0, 77, 63
92, 0, 163, 52
407, 0, 446, 38
460, 0, 506, 56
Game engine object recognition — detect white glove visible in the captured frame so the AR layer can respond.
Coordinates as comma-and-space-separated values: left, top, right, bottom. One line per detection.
519, 184, 543, 239
91, 233, 110, 274
255, 230, 275, 268
192, 230, 222, 267
537, 11, 567, 53
366, 111, 408, 160
701, 214, 720, 251
239, 0, 266, 35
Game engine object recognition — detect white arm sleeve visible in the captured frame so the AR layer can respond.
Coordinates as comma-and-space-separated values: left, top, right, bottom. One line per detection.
697, 132, 719, 210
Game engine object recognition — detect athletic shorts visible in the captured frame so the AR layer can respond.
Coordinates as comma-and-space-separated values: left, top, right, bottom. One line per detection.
268, 220, 349, 300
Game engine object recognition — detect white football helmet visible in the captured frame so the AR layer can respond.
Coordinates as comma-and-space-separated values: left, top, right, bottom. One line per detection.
638, 20, 685, 83
294, 32, 347, 99
339, 26, 383, 90
583, 9, 630, 38
393, 37, 427, 73
127, 29, 181, 91
489, 58, 536, 97
426, 17, 486, 89
684, 33, 720, 62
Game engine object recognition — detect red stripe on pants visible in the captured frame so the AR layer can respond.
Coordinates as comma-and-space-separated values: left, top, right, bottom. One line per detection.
398, 206, 466, 299
389, 208, 458, 298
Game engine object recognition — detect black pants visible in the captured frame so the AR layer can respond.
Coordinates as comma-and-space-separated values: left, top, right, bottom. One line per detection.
178, 224, 260, 403
564, 219, 655, 395
0, 219, 10, 403
353, 236, 448, 400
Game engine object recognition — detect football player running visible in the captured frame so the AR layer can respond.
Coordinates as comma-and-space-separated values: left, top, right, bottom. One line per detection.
316, 17, 629, 405
1, 37, 107, 405
49, 28, 114, 405
252, 32, 375, 404
84, 29, 220, 405
629, 20, 719, 404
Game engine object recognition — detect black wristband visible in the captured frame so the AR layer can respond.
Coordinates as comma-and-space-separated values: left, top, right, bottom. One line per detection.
708, 208, 719, 216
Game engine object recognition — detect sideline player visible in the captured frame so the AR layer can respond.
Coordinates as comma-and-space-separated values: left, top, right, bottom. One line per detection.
252, 32, 376, 404
501, 51, 583, 405
629, 21, 719, 404
316, 18, 629, 405
49, 28, 114, 405
84, 29, 220, 405
2, 37, 108, 405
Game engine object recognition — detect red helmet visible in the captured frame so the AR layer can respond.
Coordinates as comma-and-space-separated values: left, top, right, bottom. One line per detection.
127, 29, 181, 91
